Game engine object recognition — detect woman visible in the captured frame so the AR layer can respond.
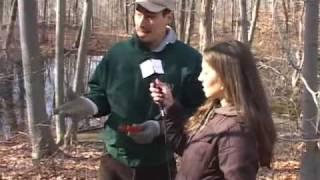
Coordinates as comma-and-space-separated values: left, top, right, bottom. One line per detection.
150, 40, 276, 180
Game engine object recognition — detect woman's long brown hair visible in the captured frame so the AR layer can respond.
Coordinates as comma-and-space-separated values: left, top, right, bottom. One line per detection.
186, 40, 276, 167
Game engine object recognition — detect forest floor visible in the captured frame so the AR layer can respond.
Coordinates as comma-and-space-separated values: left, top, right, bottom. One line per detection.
0, 131, 103, 180
0, 129, 301, 180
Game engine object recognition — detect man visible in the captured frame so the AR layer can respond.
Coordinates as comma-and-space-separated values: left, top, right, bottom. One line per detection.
55, 0, 204, 179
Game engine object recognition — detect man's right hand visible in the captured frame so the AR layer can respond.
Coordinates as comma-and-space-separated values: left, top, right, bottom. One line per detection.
54, 96, 97, 118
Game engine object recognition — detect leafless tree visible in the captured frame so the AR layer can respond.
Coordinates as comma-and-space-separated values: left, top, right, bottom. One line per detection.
239, 0, 248, 43
177, 0, 186, 41
55, 0, 66, 145
199, 0, 213, 52
18, 0, 57, 159
184, 0, 195, 44
65, 0, 92, 146
0, 0, 3, 25
300, 0, 320, 179
248, 0, 260, 45
3, 0, 17, 50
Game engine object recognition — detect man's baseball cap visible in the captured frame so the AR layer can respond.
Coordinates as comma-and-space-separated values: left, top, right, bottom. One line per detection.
135, 0, 176, 13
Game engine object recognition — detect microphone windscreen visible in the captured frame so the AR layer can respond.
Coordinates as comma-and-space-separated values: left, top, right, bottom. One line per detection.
139, 59, 164, 78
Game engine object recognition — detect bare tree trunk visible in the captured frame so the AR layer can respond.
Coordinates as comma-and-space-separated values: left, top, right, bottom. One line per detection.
3, 0, 18, 50
231, 0, 235, 33
65, 0, 92, 146
43, 0, 48, 22
0, 0, 3, 25
270, 0, 277, 62
248, 0, 260, 45
177, 0, 186, 41
0, 58, 16, 138
110, 0, 115, 33
293, 1, 302, 37
239, 0, 248, 43
73, 0, 92, 95
300, 0, 320, 179
298, 2, 305, 44
2, 0, 9, 25
235, 1, 240, 39
55, 0, 66, 146
47, 0, 53, 24
0, 71, 16, 124
0, 0, 18, 136
0, 98, 12, 140
125, 0, 129, 34
73, 0, 79, 25
199, 0, 213, 52
185, 0, 195, 44
117, 0, 122, 31
271, 0, 276, 22
14, 61, 26, 124
18, 0, 57, 160
210, 1, 218, 42
281, 0, 289, 33
72, 23, 82, 48
40, 0, 48, 43
0, 52, 17, 140
222, 0, 226, 32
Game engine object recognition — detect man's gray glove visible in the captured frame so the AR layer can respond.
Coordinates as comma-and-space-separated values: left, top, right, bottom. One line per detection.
128, 120, 161, 144
54, 96, 97, 118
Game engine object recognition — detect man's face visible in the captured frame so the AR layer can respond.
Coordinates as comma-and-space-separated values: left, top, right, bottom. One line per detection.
134, 6, 172, 48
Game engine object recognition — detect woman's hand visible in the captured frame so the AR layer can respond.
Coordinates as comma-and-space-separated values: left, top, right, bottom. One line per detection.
149, 79, 174, 109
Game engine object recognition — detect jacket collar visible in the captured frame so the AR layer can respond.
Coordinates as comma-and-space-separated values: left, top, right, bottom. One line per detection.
214, 106, 239, 116
152, 26, 176, 52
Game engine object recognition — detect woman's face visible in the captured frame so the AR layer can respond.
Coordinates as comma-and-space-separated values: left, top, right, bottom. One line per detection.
198, 60, 224, 99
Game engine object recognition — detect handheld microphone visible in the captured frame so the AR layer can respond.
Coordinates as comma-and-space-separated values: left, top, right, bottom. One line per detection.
140, 58, 172, 180
139, 58, 166, 118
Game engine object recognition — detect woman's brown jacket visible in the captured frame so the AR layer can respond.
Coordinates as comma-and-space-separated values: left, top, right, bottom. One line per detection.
163, 103, 259, 180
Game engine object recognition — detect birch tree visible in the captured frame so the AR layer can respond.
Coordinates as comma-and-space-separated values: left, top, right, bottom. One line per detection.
55, 0, 66, 145
300, 0, 320, 179
18, 0, 57, 159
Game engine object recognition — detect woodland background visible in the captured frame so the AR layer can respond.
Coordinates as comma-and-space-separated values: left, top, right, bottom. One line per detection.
0, 0, 319, 179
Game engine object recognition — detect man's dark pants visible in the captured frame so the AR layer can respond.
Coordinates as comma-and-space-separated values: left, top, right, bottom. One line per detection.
98, 154, 176, 180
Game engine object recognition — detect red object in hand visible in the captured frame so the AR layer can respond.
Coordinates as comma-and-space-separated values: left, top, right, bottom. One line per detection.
118, 124, 143, 134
